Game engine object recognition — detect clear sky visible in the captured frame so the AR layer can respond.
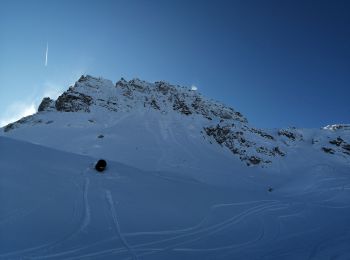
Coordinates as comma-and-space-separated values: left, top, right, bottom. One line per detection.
0, 0, 349, 128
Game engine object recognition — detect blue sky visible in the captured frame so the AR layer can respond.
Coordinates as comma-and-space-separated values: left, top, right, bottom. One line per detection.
0, 0, 349, 128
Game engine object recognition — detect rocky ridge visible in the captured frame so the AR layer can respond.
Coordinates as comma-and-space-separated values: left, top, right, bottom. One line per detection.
3, 75, 350, 167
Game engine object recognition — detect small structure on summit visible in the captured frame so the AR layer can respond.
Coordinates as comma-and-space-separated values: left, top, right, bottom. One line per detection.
95, 159, 107, 172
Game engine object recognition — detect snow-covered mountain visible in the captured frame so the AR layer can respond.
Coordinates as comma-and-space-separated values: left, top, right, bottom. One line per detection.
1, 75, 350, 259
2, 75, 350, 174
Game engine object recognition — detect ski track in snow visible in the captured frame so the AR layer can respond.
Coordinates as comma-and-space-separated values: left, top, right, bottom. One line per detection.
6, 192, 348, 260
2, 78, 350, 259
0, 198, 51, 226
80, 177, 91, 232
56, 200, 287, 260
105, 190, 138, 260
41, 202, 285, 260
2, 159, 349, 260
21, 200, 287, 260
16, 177, 91, 259
125, 201, 288, 259
0, 179, 87, 259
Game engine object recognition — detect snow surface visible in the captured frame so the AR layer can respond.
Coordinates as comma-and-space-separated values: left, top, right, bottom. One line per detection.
1, 75, 350, 259
1, 136, 350, 259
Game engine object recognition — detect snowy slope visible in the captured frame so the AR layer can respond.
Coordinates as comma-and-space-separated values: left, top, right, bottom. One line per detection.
1, 137, 350, 259
1, 75, 350, 259
2, 75, 350, 174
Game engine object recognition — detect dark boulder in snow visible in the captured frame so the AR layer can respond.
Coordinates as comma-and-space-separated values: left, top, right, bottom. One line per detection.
322, 147, 335, 154
95, 159, 107, 172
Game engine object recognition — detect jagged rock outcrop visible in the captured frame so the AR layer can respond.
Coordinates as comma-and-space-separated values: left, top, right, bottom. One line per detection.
55, 89, 93, 112
38, 97, 56, 112
322, 136, 350, 156
204, 123, 285, 166
278, 128, 303, 142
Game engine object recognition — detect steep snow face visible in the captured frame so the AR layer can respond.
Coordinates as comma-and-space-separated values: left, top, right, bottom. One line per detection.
2, 75, 350, 171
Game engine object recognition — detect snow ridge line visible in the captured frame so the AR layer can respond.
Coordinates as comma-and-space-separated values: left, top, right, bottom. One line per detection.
105, 190, 138, 260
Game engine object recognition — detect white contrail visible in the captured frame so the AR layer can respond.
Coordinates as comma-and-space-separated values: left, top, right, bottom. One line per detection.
45, 42, 48, 67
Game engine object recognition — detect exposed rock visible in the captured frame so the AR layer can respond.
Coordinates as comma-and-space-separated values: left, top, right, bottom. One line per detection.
55, 90, 93, 112
329, 137, 344, 146
38, 97, 55, 112
322, 147, 335, 154
273, 146, 285, 156
115, 77, 128, 88
278, 129, 296, 140
3, 115, 38, 132
150, 99, 160, 110
3, 123, 15, 133
323, 124, 350, 131
342, 144, 350, 152
251, 128, 275, 140
204, 123, 284, 166
173, 95, 192, 115
248, 156, 261, 165
278, 128, 303, 142
129, 78, 148, 92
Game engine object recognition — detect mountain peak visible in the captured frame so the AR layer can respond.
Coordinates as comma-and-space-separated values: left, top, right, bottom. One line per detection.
37, 75, 247, 123
2, 75, 350, 169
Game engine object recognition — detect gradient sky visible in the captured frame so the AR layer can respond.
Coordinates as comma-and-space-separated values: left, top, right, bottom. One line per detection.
0, 0, 349, 128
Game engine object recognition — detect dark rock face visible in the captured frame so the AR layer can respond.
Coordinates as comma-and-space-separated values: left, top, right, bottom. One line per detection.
55, 90, 93, 112
343, 144, 350, 152
273, 146, 285, 156
329, 137, 344, 146
251, 128, 275, 140
95, 159, 107, 172
155, 82, 172, 95
173, 95, 192, 115
78, 75, 89, 83
3, 115, 38, 132
278, 129, 296, 140
326, 137, 350, 156
204, 124, 284, 166
38, 97, 55, 112
150, 99, 160, 110
249, 156, 261, 165
322, 147, 335, 154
